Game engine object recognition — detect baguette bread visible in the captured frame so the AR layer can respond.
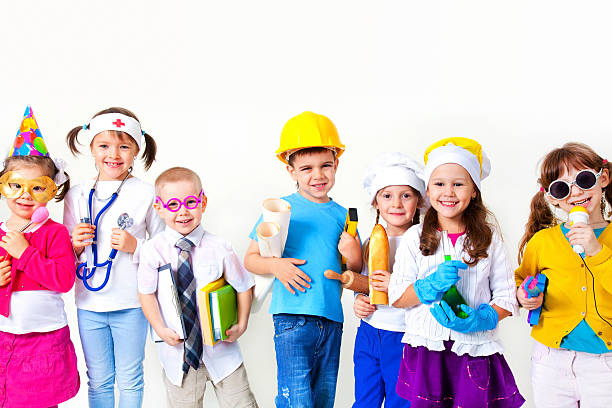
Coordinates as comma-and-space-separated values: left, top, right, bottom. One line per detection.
368, 224, 389, 305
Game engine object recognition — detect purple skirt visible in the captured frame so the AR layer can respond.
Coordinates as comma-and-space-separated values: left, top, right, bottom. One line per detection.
396, 341, 525, 408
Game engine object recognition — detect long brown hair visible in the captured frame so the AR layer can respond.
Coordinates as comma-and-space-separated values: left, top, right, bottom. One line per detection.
0, 156, 70, 201
419, 190, 493, 266
66, 107, 157, 170
518, 142, 611, 263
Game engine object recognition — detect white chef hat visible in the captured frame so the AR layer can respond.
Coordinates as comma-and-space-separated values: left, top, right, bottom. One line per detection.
363, 152, 426, 204
422, 137, 491, 191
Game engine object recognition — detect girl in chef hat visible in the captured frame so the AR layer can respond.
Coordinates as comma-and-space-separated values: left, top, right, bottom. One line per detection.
388, 137, 524, 408
353, 152, 426, 408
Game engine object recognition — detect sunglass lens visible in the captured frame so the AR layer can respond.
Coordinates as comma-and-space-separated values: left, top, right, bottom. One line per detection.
575, 170, 597, 190
549, 181, 570, 199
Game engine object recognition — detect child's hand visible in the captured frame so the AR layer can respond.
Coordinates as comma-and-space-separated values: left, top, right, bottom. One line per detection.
413, 260, 465, 304
338, 231, 361, 265
0, 232, 29, 259
566, 222, 602, 257
370, 270, 390, 292
272, 257, 310, 294
224, 322, 247, 342
111, 229, 137, 254
72, 223, 95, 250
516, 285, 543, 310
157, 327, 182, 346
353, 294, 376, 319
0, 258, 11, 287
430, 301, 498, 333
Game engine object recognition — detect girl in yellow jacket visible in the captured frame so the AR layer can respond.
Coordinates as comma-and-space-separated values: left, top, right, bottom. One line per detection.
516, 142, 612, 408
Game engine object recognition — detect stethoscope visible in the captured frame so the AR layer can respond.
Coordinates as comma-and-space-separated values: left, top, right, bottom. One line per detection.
76, 168, 133, 291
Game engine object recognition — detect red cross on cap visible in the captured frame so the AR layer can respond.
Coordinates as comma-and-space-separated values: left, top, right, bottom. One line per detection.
112, 119, 126, 128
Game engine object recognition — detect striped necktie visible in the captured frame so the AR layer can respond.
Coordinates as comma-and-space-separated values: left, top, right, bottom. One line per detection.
175, 237, 203, 373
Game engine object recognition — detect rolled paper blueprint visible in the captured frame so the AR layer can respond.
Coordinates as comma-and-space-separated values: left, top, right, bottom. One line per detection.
252, 199, 292, 313
256, 222, 282, 258
262, 198, 291, 253
368, 224, 389, 305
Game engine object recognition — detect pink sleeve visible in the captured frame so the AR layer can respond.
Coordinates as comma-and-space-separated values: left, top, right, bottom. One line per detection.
14, 225, 77, 293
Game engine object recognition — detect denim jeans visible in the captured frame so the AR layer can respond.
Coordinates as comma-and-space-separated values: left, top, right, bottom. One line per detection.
273, 314, 343, 408
77, 308, 149, 408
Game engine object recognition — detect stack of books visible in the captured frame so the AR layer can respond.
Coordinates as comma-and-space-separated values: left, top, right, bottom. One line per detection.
198, 277, 238, 346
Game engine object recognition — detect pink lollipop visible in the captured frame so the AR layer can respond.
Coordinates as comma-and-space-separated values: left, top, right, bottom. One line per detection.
20, 207, 49, 232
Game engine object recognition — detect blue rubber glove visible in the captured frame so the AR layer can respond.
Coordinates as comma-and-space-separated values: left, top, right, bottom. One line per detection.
413, 260, 467, 304
430, 301, 499, 333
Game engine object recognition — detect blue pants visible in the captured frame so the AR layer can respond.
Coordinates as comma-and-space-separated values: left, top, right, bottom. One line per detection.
273, 313, 343, 408
353, 320, 407, 408
77, 308, 149, 408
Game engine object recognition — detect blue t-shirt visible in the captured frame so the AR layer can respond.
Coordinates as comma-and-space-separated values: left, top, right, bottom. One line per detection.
559, 225, 610, 354
249, 192, 348, 322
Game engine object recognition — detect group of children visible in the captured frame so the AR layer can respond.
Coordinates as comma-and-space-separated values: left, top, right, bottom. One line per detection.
0, 107, 609, 408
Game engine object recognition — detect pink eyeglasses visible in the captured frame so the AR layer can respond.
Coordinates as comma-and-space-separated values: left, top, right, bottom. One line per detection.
156, 190, 205, 212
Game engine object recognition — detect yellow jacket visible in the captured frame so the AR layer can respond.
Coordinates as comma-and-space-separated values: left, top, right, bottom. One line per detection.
515, 224, 612, 350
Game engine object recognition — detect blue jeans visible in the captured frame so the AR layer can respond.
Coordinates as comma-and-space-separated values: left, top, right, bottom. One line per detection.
353, 320, 406, 408
273, 314, 343, 408
77, 308, 149, 408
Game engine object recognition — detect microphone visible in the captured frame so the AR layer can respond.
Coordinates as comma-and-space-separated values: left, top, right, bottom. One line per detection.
568, 206, 589, 254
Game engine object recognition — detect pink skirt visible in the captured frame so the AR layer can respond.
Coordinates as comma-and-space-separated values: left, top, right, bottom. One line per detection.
0, 325, 80, 408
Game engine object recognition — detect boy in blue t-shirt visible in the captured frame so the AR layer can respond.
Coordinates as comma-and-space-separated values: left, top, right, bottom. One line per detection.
244, 111, 362, 408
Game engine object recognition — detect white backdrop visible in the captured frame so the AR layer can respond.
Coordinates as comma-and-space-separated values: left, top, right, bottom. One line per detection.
3, 1, 612, 407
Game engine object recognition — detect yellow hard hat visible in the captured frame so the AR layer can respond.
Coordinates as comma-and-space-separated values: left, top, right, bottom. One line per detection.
276, 111, 345, 164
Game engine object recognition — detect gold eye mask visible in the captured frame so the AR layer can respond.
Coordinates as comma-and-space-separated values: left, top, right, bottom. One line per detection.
0, 171, 58, 203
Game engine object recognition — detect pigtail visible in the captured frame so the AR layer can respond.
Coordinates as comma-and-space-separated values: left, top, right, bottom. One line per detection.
375, 209, 380, 225
141, 132, 157, 171
362, 237, 371, 271
604, 160, 612, 219
412, 208, 421, 226
66, 126, 84, 156
419, 206, 440, 256
518, 190, 557, 264
55, 174, 70, 201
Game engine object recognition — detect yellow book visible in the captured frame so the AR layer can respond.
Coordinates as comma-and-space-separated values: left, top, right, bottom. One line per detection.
197, 277, 226, 346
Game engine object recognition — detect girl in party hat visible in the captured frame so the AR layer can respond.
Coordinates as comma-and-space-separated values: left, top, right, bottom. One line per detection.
353, 152, 427, 407
0, 106, 79, 407
64, 107, 164, 407
516, 143, 612, 407
388, 137, 524, 407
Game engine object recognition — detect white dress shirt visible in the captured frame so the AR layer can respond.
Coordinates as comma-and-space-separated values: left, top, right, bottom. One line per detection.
138, 225, 254, 386
388, 224, 518, 357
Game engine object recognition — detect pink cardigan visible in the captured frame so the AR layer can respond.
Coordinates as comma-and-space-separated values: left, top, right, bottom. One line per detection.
0, 219, 76, 317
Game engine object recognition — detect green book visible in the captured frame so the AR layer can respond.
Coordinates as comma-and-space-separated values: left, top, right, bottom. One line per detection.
209, 284, 238, 341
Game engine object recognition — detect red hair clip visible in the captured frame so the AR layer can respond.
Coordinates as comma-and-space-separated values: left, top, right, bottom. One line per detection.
539, 187, 545, 192
603, 159, 608, 165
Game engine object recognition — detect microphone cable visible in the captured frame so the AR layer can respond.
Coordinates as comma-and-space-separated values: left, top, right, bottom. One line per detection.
581, 256, 612, 329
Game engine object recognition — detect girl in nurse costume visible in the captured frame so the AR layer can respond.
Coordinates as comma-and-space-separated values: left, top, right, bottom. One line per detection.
64, 107, 164, 407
